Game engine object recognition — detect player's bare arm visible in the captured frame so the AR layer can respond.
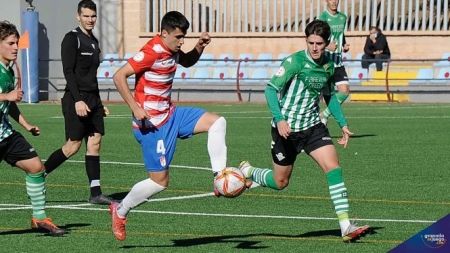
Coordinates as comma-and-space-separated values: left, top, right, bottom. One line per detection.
342, 34, 350, 53
179, 32, 211, 68
0, 88, 23, 101
113, 63, 150, 121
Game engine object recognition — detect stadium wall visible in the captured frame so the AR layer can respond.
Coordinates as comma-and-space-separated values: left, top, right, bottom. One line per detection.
119, 0, 449, 60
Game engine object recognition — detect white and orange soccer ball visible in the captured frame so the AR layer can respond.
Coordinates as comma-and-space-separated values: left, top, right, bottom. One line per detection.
213, 167, 247, 198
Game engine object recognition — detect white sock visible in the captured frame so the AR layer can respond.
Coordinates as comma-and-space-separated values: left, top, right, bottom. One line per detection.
207, 117, 227, 174
117, 178, 166, 218
90, 179, 100, 187
340, 219, 351, 235
337, 212, 352, 235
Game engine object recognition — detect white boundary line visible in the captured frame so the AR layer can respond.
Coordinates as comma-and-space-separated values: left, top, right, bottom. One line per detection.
39, 159, 212, 171
0, 202, 435, 224
50, 115, 450, 119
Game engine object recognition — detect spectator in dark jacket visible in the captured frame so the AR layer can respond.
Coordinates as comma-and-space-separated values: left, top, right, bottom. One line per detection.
362, 26, 391, 71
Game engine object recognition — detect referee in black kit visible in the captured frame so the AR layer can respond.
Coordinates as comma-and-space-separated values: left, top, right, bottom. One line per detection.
44, 0, 113, 204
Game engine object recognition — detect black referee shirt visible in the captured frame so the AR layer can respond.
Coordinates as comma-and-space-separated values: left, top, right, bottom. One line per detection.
61, 26, 101, 101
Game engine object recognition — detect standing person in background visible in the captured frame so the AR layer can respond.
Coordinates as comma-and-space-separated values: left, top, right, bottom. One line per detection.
109, 11, 229, 241
361, 26, 391, 71
44, 0, 113, 205
0, 20, 66, 236
318, 0, 351, 126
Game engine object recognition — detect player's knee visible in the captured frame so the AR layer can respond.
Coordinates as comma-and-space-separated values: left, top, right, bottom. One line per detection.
148, 171, 170, 187
17, 158, 45, 174
209, 116, 226, 132
338, 86, 350, 94
62, 140, 82, 157
33, 163, 45, 174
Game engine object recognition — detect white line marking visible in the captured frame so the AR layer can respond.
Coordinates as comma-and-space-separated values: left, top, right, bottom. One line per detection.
40, 159, 212, 171
0, 207, 31, 210
223, 116, 450, 119
50, 115, 450, 120
147, 192, 214, 202
0, 204, 30, 207
0, 203, 435, 224
0, 193, 214, 211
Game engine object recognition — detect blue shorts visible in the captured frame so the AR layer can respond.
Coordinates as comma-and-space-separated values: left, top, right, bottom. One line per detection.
133, 107, 206, 172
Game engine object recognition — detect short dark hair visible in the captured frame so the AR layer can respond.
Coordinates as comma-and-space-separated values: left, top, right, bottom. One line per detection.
78, 0, 96, 14
305, 19, 331, 43
0, 20, 19, 41
160, 11, 190, 33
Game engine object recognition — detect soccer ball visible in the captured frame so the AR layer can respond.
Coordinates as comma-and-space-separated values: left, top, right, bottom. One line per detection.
214, 167, 247, 198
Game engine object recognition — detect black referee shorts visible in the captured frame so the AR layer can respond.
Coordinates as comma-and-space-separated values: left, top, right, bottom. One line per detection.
0, 131, 38, 166
61, 91, 105, 141
271, 123, 334, 166
334, 66, 349, 86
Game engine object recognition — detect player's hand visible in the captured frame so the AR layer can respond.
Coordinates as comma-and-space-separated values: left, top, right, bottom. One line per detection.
337, 126, 354, 148
277, 120, 291, 139
26, 125, 40, 136
327, 40, 337, 52
7, 88, 23, 101
197, 32, 211, 48
75, 101, 91, 117
132, 107, 151, 122
343, 44, 350, 53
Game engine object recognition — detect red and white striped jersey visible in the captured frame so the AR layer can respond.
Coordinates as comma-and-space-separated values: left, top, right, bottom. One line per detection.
128, 34, 179, 128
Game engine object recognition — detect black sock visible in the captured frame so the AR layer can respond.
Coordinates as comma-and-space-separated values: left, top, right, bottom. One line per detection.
44, 148, 68, 174
85, 155, 102, 197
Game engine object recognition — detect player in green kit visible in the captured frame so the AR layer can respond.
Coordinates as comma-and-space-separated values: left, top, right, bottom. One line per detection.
0, 21, 65, 236
238, 19, 371, 243
318, 0, 350, 126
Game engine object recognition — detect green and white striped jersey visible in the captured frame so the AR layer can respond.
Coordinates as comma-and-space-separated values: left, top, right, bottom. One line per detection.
268, 50, 335, 132
0, 62, 15, 142
318, 10, 347, 67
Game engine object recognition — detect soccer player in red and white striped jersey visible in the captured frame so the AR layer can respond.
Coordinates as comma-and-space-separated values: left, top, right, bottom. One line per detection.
110, 11, 227, 241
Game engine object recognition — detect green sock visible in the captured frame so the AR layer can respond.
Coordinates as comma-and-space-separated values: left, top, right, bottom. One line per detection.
336, 92, 349, 104
326, 167, 349, 214
322, 92, 349, 119
26, 172, 47, 220
251, 168, 280, 190
338, 212, 349, 222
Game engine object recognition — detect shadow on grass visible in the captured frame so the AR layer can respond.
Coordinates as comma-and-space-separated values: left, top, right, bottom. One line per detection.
274, 225, 381, 242
108, 192, 130, 201
46, 200, 90, 203
119, 226, 382, 249
46, 191, 129, 203
121, 234, 268, 249
0, 223, 90, 237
